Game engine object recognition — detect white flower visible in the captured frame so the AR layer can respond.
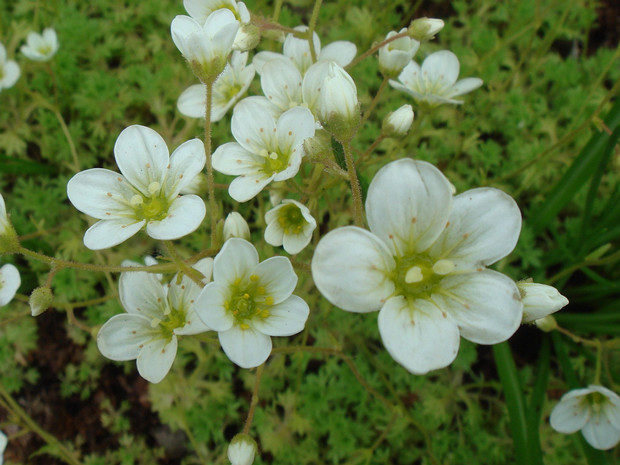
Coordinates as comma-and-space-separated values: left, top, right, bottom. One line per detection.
253, 25, 357, 76
0, 430, 6, 465
518, 282, 568, 323
177, 51, 255, 121
227, 433, 257, 465
0, 193, 18, 254
171, 10, 239, 82
0, 264, 20, 307
550, 385, 620, 450
195, 238, 309, 368
382, 104, 414, 137
223, 212, 250, 241
265, 200, 316, 254
0, 44, 20, 91
378, 28, 420, 78
97, 258, 213, 383
67, 125, 206, 250
389, 50, 483, 106
21, 28, 59, 62
212, 97, 315, 202
311, 158, 523, 374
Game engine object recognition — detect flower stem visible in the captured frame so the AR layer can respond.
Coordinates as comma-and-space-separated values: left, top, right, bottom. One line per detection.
243, 363, 265, 434
307, 0, 323, 62
361, 76, 390, 125
346, 30, 410, 70
204, 81, 218, 250
163, 241, 206, 287
342, 141, 364, 227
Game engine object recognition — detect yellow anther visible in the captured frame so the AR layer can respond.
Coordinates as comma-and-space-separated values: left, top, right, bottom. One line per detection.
240, 323, 250, 330
130, 194, 143, 206
269, 152, 278, 160
405, 266, 424, 283
242, 293, 250, 299
224, 301, 230, 310
265, 296, 274, 306
257, 286, 265, 295
148, 181, 160, 195
260, 309, 270, 318
432, 259, 455, 275
250, 275, 259, 282
234, 278, 241, 286
163, 306, 171, 316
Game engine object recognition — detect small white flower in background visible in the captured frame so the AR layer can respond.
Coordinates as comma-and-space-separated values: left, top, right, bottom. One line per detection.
177, 51, 255, 121
97, 258, 213, 383
265, 200, 316, 255
407, 17, 444, 42
212, 97, 315, 202
0, 264, 20, 307
21, 28, 59, 62
518, 281, 569, 323
0, 44, 20, 91
390, 50, 483, 106
183, 0, 255, 51
550, 385, 620, 450
378, 28, 420, 78
0, 430, 6, 465
312, 158, 523, 374
227, 433, 257, 465
195, 238, 309, 368
382, 104, 414, 137
253, 25, 357, 76
171, 10, 239, 83
302, 60, 360, 141
67, 125, 206, 250
223, 212, 250, 241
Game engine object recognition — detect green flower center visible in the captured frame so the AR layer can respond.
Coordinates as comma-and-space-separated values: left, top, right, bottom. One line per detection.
130, 182, 170, 222
149, 304, 186, 341
277, 204, 306, 235
37, 45, 52, 55
392, 254, 455, 299
221, 83, 242, 101
260, 149, 289, 176
224, 275, 274, 330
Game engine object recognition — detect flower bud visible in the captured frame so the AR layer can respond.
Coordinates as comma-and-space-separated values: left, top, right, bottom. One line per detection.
303, 61, 360, 142
223, 212, 250, 241
382, 104, 414, 137
378, 28, 420, 78
233, 23, 261, 52
29, 286, 53, 317
518, 282, 569, 323
0, 194, 19, 254
407, 18, 444, 42
227, 433, 257, 465
534, 315, 558, 332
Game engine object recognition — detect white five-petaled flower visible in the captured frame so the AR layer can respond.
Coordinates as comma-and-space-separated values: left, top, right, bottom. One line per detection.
97, 258, 213, 383
0, 264, 20, 307
171, 10, 239, 82
195, 238, 309, 368
265, 199, 316, 255
177, 51, 255, 121
518, 282, 568, 323
212, 97, 315, 202
550, 385, 620, 450
378, 28, 420, 78
253, 25, 357, 76
67, 125, 206, 250
0, 44, 20, 91
21, 28, 59, 62
312, 158, 523, 374
389, 50, 483, 106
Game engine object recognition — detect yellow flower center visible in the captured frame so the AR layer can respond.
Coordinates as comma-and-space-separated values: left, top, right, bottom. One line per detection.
130, 182, 170, 222
393, 254, 455, 299
277, 204, 306, 235
260, 149, 289, 176
224, 274, 274, 330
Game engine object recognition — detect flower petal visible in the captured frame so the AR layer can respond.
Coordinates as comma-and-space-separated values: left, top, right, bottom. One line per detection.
550, 393, 590, 434
165, 138, 206, 198
83, 218, 145, 250
581, 411, 620, 450
319, 41, 357, 67
213, 238, 259, 284
254, 256, 297, 304
178, 84, 206, 118
229, 172, 275, 203
429, 187, 522, 269
366, 158, 453, 256
194, 282, 234, 331
421, 50, 460, 87
213, 142, 261, 176
252, 295, 309, 336
231, 97, 277, 154
311, 226, 395, 313
276, 106, 315, 154
261, 58, 303, 111
253, 51, 286, 74
450, 77, 483, 97
114, 125, 170, 194
432, 269, 522, 344
136, 336, 178, 383
146, 195, 205, 240
378, 296, 460, 374
219, 325, 272, 368
97, 314, 155, 361
0, 264, 20, 306
120, 270, 168, 318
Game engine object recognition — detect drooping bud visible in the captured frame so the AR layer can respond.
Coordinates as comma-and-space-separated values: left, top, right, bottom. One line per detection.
407, 18, 444, 42
534, 315, 558, 332
223, 212, 251, 241
227, 433, 257, 465
29, 286, 53, 317
234, 23, 261, 52
382, 104, 414, 137
378, 28, 420, 78
518, 281, 569, 323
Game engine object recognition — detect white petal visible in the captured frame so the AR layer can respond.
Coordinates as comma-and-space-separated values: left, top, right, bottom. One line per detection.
120, 270, 168, 318
550, 394, 590, 434
311, 227, 395, 313
254, 256, 297, 304
319, 41, 357, 67
212, 142, 261, 176
366, 158, 453, 256
136, 336, 178, 383
114, 125, 170, 194
396, 60, 422, 89
213, 238, 259, 284
283, 27, 320, 73
231, 97, 277, 154
264, 220, 284, 247
97, 314, 154, 361
252, 51, 285, 74
276, 106, 315, 154
432, 270, 522, 344
229, 172, 274, 202
378, 296, 460, 374
177, 84, 207, 118
429, 188, 522, 269
2, 61, 20, 88
450, 77, 483, 97
146, 195, 205, 240
165, 138, 206, 198
261, 58, 303, 111
194, 282, 234, 331
282, 231, 312, 254
0, 264, 20, 306
422, 50, 460, 86
83, 218, 145, 250
251, 294, 309, 336
219, 325, 272, 368
582, 411, 620, 450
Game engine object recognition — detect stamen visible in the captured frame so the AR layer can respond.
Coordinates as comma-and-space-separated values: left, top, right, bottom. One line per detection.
150, 317, 161, 328
432, 259, 455, 275
148, 182, 160, 195
130, 195, 143, 206
250, 275, 259, 282
405, 266, 424, 283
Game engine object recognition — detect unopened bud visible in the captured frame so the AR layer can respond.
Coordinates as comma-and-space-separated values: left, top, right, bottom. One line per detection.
302, 130, 332, 162
227, 433, 257, 465
534, 315, 558, 332
30, 286, 53, 317
0, 194, 20, 254
408, 18, 444, 42
518, 282, 569, 323
382, 104, 414, 137
223, 212, 250, 241
234, 23, 261, 52
180, 173, 208, 196
378, 28, 420, 78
